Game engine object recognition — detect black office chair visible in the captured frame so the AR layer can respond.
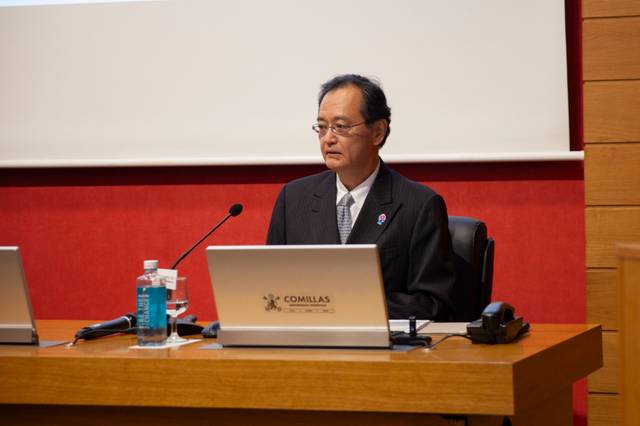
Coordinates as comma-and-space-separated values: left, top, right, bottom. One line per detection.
447, 216, 495, 322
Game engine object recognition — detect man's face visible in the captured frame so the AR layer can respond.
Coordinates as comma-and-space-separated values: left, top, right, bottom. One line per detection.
317, 85, 383, 175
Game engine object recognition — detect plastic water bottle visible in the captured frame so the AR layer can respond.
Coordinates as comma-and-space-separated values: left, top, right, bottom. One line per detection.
136, 259, 167, 346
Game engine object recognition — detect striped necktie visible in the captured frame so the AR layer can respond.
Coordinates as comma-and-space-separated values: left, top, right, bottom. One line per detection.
337, 193, 355, 244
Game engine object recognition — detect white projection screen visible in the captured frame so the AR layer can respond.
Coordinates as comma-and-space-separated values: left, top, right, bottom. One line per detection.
0, 0, 578, 167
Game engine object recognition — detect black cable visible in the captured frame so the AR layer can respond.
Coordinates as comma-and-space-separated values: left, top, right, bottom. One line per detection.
426, 333, 472, 350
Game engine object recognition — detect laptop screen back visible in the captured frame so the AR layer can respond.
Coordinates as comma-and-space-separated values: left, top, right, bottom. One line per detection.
206, 244, 390, 347
0, 247, 38, 344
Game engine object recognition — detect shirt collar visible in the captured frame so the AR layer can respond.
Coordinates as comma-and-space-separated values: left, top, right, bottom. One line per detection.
336, 160, 380, 209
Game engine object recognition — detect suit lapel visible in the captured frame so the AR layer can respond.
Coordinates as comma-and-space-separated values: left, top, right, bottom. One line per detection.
309, 173, 340, 244
348, 163, 401, 244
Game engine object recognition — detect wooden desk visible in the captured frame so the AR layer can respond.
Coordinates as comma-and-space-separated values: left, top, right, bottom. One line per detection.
0, 321, 602, 426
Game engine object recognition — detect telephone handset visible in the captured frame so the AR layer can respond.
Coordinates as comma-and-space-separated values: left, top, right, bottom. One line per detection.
466, 302, 530, 344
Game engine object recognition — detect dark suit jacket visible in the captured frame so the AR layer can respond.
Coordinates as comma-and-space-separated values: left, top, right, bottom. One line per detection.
266, 161, 455, 320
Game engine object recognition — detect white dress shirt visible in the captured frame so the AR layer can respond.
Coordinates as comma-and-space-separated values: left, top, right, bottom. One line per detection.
335, 161, 380, 225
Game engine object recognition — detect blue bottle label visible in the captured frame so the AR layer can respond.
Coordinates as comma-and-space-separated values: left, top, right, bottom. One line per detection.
137, 286, 167, 330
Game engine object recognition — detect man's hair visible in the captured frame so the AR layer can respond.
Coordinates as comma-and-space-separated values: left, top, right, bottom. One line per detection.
318, 74, 391, 147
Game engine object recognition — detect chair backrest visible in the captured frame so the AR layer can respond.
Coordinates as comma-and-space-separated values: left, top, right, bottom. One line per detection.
447, 216, 494, 322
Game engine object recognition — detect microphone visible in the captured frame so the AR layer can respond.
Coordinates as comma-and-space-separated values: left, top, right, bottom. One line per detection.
74, 314, 137, 341
170, 203, 243, 269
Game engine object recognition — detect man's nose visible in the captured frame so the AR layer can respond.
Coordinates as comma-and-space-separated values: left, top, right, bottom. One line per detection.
321, 129, 337, 144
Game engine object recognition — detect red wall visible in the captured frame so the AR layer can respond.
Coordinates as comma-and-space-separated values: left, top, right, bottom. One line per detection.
0, 161, 584, 323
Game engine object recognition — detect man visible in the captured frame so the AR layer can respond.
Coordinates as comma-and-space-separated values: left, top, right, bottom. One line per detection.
266, 74, 455, 320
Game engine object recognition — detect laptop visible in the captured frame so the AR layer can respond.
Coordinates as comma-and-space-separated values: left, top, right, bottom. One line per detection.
206, 245, 391, 348
0, 247, 39, 345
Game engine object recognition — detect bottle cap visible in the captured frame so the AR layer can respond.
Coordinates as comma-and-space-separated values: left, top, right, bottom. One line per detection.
143, 260, 159, 270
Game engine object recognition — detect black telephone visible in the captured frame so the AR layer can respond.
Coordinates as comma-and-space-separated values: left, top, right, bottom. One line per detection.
466, 302, 530, 344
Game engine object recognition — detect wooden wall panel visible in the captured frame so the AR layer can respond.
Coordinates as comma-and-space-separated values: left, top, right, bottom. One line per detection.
584, 18, 640, 80
584, 0, 640, 18
583, 2, 640, 425
588, 394, 620, 426
588, 331, 619, 393
586, 207, 640, 268
585, 143, 640, 205
586, 269, 618, 330
584, 81, 640, 142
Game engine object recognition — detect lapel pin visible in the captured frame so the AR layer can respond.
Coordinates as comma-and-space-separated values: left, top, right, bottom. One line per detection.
376, 213, 386, 226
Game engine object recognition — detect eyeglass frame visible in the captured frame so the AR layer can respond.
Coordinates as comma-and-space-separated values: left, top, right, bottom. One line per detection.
311, 120, 369, 136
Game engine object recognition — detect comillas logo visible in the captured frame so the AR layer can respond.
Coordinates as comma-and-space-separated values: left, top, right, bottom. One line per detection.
263, 294, 282, 312
263, 294, 335, 313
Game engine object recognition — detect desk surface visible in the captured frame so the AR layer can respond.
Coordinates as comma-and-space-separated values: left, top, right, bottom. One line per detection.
0, 321, 602, 418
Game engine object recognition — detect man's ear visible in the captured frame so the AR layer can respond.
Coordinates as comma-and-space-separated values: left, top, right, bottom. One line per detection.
372, 119, 387, 147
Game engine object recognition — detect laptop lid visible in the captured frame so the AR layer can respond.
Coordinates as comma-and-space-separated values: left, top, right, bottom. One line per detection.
0, 247, 39, 344
206, 244, 390, 348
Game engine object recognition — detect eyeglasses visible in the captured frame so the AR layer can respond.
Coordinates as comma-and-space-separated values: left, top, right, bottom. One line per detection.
311, 121, 367, 136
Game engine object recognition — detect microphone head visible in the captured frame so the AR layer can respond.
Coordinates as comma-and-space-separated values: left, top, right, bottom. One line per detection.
229, 203, 243, 217
125, 313, 137, 326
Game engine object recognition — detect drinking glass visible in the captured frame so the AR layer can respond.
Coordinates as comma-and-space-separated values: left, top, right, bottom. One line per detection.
166, 276, 189, 344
